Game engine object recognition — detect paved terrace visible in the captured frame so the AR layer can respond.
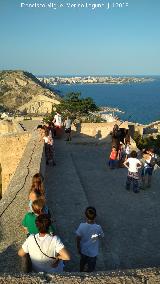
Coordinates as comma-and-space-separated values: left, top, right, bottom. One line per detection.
46, 139, 160, 272
1, 120, 160, 283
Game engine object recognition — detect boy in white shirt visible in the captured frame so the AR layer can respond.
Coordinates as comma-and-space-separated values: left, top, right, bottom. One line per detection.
124, 150, 142, 193
76, 207, 104, 272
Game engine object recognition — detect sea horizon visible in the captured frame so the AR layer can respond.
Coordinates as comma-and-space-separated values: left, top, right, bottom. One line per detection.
37, 74, 160, 78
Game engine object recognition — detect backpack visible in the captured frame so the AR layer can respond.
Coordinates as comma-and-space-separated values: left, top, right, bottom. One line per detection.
150, 156, 157, 167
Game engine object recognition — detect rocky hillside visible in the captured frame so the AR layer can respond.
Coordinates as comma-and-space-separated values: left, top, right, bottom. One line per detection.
0, 70, 60, 114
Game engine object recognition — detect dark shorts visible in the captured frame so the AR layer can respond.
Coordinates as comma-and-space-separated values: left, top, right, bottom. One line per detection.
65, 128, 71, 133
141, 167, 153, 176
80, 253, 97, 272
109, 159, 117, 168
21, 254, 32, 273
45, 143, 54, 161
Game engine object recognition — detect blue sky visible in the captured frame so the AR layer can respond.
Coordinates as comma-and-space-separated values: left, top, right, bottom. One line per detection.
0, 0, 160, 75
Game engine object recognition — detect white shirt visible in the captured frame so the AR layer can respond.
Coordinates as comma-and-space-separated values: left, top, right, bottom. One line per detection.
125, 145, 130, 155
43, 136, 49, 143
144, 153, 157, 168
126, 157, 141, 173
65, 119, 72, 129
43, 135, 53, 146
76, 222, 104, 257
54, 114, 62, 126
22, 234, 64, 273
144, 156, 151, 168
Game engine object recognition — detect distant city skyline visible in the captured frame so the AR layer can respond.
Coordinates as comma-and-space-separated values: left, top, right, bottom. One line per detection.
36, 74, 160, 77
0, 0, 160, 75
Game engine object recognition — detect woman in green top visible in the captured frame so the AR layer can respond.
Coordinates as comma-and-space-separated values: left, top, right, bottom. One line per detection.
22, 199, 55, 235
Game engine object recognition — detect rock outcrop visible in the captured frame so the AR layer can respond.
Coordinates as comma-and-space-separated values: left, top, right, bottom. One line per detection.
0, 70, 60, 114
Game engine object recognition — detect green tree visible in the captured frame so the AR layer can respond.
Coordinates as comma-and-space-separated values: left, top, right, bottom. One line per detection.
134, 131, 160, 154
52, 92, 99, 121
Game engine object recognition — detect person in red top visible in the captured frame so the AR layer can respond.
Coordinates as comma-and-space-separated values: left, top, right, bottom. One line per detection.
109, 146, 117, 169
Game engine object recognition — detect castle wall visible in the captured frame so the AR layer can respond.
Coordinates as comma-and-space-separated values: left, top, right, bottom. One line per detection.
72, 121, 129, 140
0, 120, 21, 134
0, 133, 45, 273
0, 133, 31, 196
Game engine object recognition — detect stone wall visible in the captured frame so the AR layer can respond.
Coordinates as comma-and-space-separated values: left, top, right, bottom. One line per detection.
11, 116, 43, 122
133, 124, 144, 136
0, 133, 31, 196
0, 133, 45, 273
0, 120, 22, 135
72, 121, 129, 141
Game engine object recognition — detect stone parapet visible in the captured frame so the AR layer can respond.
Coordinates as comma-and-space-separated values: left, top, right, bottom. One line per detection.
0, 133, 45, 273
0, 120, 23, 135
72, 121, 128, 141
0, 132, 31, 195
1, 267, 160, 283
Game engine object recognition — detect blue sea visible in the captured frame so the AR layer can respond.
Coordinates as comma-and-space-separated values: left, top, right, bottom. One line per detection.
51, 76, 160, 124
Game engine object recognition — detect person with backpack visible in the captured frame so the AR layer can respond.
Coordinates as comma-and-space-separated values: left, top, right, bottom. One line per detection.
141, 148, 157, 189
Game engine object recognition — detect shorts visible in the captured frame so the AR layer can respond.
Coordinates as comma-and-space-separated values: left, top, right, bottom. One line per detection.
128, 171, 139, 180
80, 253, 97, 272
141, 167, 153, 176
109, 159, 117, 168
65, 128, 71, 133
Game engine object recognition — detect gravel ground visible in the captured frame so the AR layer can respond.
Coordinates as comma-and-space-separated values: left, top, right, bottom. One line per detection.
1, 269, 160, 283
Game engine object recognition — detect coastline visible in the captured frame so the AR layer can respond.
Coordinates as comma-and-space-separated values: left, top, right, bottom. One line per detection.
38, 76, 155, 86
52, 79, 160, 125
55, 78, 155, 85
99, 106, 125, 114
